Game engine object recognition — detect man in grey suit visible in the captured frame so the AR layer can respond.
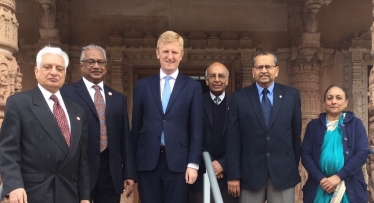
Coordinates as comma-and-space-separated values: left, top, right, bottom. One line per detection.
225, 50, 302, 203
0, 46, 90, 203
189, 62, 238, 203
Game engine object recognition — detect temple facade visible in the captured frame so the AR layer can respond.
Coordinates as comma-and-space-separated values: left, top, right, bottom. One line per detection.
0, 0, 374, 202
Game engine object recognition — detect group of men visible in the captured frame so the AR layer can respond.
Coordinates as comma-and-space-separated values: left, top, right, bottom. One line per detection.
0, 30, 301, 203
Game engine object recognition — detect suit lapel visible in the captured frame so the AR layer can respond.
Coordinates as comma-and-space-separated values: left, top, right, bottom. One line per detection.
150, 74, 163, 114
268, 83, 282, 129
30, 87, 69, 155
204, 93, 213, 128
166, 73, 187, 113
247, 85, 268, 131
223, 95, 230, 132
74, 79, 99, 118
104, 85, 114, 115
58, 98, 82, 170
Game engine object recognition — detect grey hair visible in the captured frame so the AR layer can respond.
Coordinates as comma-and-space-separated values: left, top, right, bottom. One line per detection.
79, 44, 107, 62
36, 46, 69, 69
252, 50, 278, 66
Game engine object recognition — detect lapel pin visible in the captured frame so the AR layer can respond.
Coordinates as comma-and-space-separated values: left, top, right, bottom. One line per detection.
77, 116, 81, 121
279, 95, 282, 98
108, 92, 112, 96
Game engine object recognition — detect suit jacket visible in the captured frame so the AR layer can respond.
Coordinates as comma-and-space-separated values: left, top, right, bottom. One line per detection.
0, 87, 90, 203
225, 82, 302, 190
190, 92, 230, 191
131, 73, 203, 173
60, 79, 136, 194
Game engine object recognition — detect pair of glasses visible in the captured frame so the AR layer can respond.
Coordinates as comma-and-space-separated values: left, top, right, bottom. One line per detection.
207, 74, 227, 80
81, 59, 107, 67
253, 65, 276, 70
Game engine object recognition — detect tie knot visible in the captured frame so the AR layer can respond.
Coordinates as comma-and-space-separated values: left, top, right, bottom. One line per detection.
164, 76, 172, 82
214, 96, 221, 104
262, 88, 269, 95
93, 84, 101, 91
50, 95, 59, 103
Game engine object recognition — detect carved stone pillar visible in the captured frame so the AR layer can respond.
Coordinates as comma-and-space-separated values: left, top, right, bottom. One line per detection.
287, 0, 304, 47
238, 48, 256, 88
0, 0, 21, 127
35, 0, 60, 46
369, 8, 374, 200
106, 46, 125, 94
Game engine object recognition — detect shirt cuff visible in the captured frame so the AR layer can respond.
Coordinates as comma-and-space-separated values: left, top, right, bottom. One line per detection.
187, 163, 199, 170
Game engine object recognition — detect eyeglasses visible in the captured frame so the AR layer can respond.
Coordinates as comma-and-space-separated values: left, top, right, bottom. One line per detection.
207, 74, 227, 80
81, 59, 107, 67
253, 65, 276, 70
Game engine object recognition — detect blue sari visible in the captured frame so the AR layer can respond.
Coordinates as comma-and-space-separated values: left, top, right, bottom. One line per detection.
313, 113, 350, 203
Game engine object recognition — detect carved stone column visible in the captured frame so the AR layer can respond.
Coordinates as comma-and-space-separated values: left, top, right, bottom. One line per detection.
289, 1, 332, 202
0, 0, 21, 127
368, 8, 374, 199
238, 48, 256, 88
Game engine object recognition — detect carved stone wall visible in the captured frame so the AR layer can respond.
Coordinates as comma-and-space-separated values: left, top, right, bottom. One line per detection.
0, 0, 20, 127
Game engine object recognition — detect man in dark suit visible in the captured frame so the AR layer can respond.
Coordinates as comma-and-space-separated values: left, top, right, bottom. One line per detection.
0, 46, 90, 203
60, 44, 136, 203
131, 31, 203, 203
225, 50, 302, 203
189, 62, 238, 203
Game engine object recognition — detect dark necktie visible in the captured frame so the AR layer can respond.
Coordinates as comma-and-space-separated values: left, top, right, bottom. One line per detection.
214, 96, 221, 105
50, 95, 71, 147
161, 76, 172, 145
93, 85, 108, 152
261, 88, 272, 127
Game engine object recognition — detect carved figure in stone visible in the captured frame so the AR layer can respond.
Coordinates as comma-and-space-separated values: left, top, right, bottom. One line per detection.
304, 11, 318, 33
14, 72, 22, 92
40, 4, 56, 29
0, 16, 6, 36
0, 64, 9, 102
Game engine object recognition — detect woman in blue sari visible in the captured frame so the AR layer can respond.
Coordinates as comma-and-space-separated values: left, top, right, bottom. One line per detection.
301, 85, 368, 203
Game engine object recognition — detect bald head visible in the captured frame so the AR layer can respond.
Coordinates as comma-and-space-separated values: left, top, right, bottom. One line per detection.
205, 62, 229, 96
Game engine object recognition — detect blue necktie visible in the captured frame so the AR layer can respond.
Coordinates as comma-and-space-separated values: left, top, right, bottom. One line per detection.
161, 76, 172, 145
261, 88, 272, 128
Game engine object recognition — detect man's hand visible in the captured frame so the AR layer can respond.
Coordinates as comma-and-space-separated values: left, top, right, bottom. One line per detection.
80, 200, 90, 203
320, 175, 341, 193
185, 168, 198, 184
228, 180, 240, 197
216, 172, 224, 179
212, 160, 224, 176
123, 179, 135, 198
9, 188, 27, 203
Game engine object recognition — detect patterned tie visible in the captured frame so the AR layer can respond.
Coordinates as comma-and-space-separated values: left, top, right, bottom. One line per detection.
161, 76, 172, 145
261, 88, 272, 128
93, 85, 108, 152
214, 96, 221, 105
50, 95, 71, 147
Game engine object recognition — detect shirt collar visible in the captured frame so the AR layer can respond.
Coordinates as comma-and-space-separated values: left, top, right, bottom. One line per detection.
38, 83, 63, 102
82, 77, 104, 91
160, 69, 179, 80
210, 91, 225, 101
256, 82, 275, 95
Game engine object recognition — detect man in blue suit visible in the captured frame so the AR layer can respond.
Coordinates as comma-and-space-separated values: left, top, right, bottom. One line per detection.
131, 31, 203, 203
225, 50, 302, 203
61, 44, 136, 203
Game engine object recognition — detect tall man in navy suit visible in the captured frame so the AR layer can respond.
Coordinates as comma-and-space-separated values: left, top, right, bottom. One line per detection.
131, 31, 203, 203
225, 51, 302, 203
0, 46, 90, 203
189, 62, 238, 203
61, 44, 136, 203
